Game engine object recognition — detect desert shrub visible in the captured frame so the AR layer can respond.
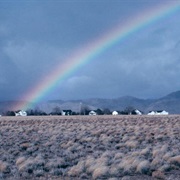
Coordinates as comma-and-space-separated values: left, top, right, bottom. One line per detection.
34, 169, 44, 177
46, 167, 62, 176
85, 156, 95, 169
102, 151, 114, 160
16, 156, 26, 167
86, 157, 109, 175
136, 160, 150, 174
20, 143, 31, 150
131, 151, 140, 157
158, 164, 171, 172
17, 157, 34, 172
117, 156, 136, 174
79, 173, 89, 179
168, 155, 180, 166
152, 148, 165, 159
109, 165, 119, 176
68, 160, 85, 177
108, 178, 119, 180
92, 166, 109, 179
131, 158, 142, 169
45, 157, 66, 171
152, 170, 165, 179
33, 155, 45, 168
96, 157, 109, 165
140, 147, 151, 156
163, 152, 173, 161
151, 155, 167, 170
17, 155, 45, 175
0, 160, 10, 174
122, 135, 129, 142
161, 144, 169, 152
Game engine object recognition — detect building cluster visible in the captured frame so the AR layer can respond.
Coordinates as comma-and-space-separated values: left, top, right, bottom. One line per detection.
1, 109, 169, 117
147, 110, 169, 115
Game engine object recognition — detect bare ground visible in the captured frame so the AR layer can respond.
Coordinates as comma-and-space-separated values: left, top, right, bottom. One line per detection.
0, 115, 179, 179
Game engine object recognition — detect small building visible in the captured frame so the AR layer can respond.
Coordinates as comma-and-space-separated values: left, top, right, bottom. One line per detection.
156, 110, 169, 115
61, 110, 72, 116
112, 111, 118, 115
134, 109, 142, 115
147, 111, 156, 115
148, 110, 169, 115
15, 110, 27, 116
89, 110, 97, 115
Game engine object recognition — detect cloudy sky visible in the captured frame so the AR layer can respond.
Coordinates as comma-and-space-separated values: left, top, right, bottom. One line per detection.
0, 0, 180, 101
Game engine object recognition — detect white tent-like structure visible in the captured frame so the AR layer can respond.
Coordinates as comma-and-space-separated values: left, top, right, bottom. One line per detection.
15, 110, 27, 116
134, 109, 142, 115
148, 110, 169, 115
112, 111, 118, 115
89, 111, 97, 115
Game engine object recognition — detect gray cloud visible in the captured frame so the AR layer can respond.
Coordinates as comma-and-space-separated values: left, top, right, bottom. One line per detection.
0, 0, 180, 101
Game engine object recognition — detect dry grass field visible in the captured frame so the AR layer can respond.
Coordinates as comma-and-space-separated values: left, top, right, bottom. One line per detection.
0, 115, 180, 179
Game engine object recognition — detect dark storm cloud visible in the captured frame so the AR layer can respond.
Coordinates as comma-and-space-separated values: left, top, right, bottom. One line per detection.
0, 0, 180, 101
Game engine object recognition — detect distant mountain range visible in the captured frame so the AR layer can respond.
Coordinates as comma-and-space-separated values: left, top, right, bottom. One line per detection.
1, 90, 180, 114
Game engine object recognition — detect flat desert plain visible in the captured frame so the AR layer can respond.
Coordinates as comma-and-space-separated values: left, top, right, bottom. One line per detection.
0, 115, 180, 179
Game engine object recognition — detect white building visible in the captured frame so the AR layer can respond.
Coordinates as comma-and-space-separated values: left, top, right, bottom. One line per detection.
148, 111, 156, 115
89, 111, 97, 115
134, 109, 142, 115
15, 110, 27, 116
148, 110, 169, 115
112, 111, 118, 115
61, 111, 66, 116
156, 110, 169, 115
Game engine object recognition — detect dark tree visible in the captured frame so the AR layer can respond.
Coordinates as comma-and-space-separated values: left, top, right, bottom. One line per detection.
31, 107, 47, 116
124, 106, 135, 115
6, 111, 15, 116
51, 106, 61, 115
26, 109, 35, 116
71, 111, 77, 115
96, 108, 104, 115
80, 104, 90, 115
103, 108, 111, 115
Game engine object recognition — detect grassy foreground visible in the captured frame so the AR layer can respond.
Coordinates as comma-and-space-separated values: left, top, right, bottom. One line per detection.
0, 115, 180, 179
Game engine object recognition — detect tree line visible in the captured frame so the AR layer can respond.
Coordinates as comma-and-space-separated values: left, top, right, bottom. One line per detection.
2, 105, 142, 116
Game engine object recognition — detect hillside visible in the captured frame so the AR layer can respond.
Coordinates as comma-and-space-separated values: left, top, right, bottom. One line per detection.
0, 90, 180, 114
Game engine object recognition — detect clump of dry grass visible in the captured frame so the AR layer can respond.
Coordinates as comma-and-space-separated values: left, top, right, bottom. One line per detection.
140, 147, 151, 156
117, 156, 142, 175
109, 165, 119, 176
85, 156, 95, 169
168, 155, 180, 166
17, 157, 34, 173
152, 170, 165, 179
152, 148, 164, 158
114, 152, 124, 160
151, 156, 163, 170
16, 157, 26, 167
86, 156, 109, 175
68, 160, 85, 177
0, 160, 10, 174
136, 160, 150, 174
92, 166, 109, 179
16, 155, 45, 177
163, 152, 173, 161
125, 140, 139, 149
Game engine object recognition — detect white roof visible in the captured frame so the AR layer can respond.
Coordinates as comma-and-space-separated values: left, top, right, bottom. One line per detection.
148, 110, 168, 115
112, 111, 118, 115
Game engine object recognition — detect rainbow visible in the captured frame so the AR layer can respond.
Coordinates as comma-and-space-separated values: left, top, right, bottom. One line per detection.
15, 1, 180, 110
